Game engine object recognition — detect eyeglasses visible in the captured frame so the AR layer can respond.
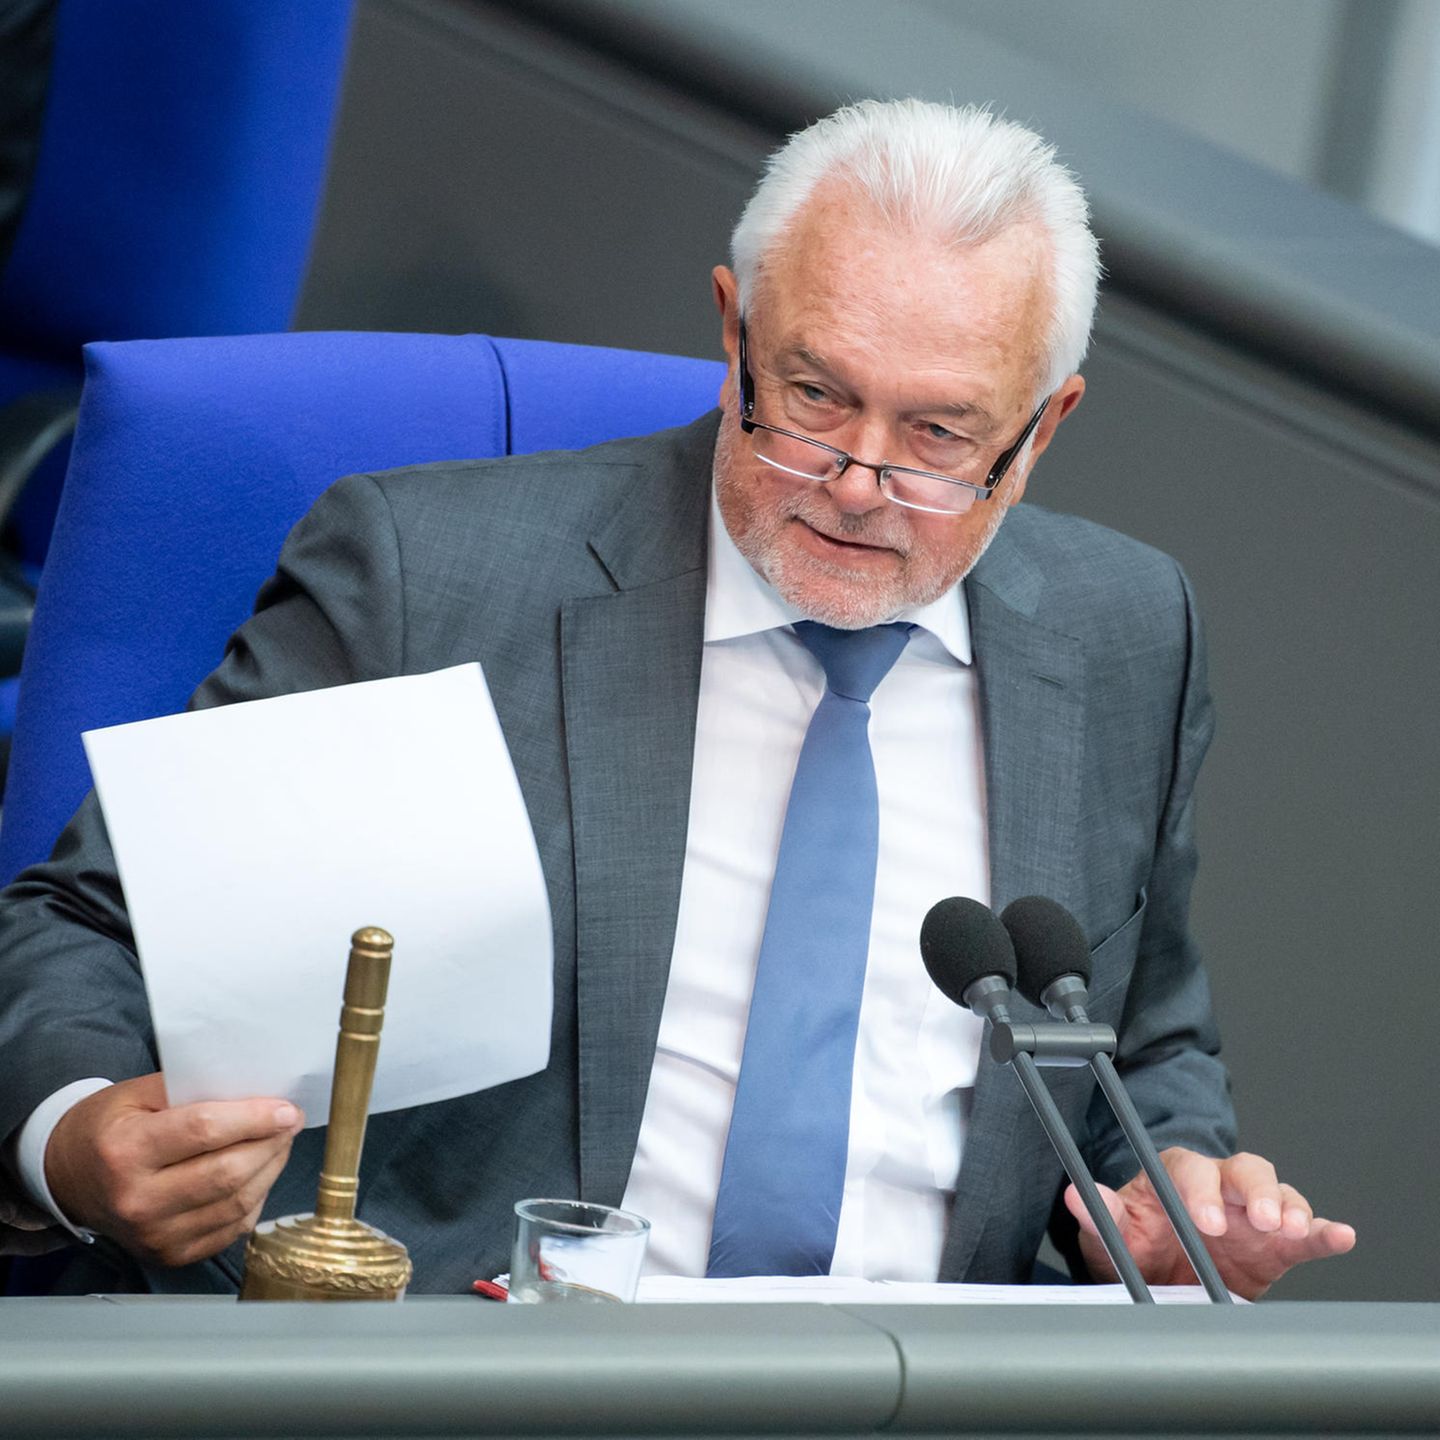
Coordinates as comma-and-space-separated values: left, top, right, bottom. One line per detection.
737, 317, 1050, 516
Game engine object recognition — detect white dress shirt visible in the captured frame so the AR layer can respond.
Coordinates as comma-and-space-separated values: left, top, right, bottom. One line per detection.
620, 490, 988, 1280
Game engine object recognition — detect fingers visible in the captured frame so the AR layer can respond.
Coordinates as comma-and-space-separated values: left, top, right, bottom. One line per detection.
107, 1130, 298, 1269
130, 1130, 295, 1228
137, 1097, 303, 1169
1062, 1180, 1126, 1238
1064, 1181, 1125, 1284
1278, 1182, 1313, 1240
1291, 1216, 1357, 1261
1231, 1216, 1357, 1299
124, 1141, 298, 1269
45, 1071, 305, 1268
1162, 1148, 1286, 1236
1158, 1147, 1228, 1235
1216, 1151, 1283, 1233
1066, 1150, 1356, 1294
86, 1094, 301, 1233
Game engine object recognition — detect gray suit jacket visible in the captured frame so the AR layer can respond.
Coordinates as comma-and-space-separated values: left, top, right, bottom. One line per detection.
0, 412, 1234, 1292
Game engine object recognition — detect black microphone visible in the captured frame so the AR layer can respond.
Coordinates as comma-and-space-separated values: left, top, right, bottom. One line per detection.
999, 894, 1092, 1017
919, 895, 1017, 1023
1002, 895, 1232, 1304
919, 897, 1153, 1303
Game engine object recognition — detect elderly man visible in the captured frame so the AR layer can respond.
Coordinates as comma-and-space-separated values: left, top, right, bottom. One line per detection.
0, 100, 1352, 1295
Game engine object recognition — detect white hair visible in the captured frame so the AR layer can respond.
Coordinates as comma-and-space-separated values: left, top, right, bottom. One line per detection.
730, 99, 1101, 395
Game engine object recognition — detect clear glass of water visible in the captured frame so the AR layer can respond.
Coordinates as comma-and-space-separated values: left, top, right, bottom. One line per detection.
508, 1198, 651, 1304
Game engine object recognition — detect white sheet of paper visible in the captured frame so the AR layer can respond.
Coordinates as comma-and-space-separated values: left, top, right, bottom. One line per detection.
635, 1276, 1241, 1304
83, 663, 553, 1122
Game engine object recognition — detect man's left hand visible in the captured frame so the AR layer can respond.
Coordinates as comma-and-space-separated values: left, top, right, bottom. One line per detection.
1065, 1148, 1356, 1299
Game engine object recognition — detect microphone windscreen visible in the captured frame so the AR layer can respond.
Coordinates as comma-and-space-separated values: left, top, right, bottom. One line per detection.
1001, 895, 1092, 1003
919, 896, 1017, 1006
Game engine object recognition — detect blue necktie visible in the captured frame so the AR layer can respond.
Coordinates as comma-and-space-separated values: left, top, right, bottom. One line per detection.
707, 620, 914, 1277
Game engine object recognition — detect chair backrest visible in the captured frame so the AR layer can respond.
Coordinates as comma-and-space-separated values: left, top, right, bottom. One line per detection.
0, 0, 355, 570
0, 331, 725, 884
0, 0, 352, 352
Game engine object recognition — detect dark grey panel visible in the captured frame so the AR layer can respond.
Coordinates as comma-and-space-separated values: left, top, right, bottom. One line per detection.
297, 0, 769, 354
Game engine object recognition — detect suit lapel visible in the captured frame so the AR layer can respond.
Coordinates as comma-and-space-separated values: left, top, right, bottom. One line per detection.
940, 519, 1087, 1280
561, 419, 713, 1206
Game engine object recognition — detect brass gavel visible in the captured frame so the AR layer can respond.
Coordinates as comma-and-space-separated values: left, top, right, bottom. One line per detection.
239, 927, 412, 1301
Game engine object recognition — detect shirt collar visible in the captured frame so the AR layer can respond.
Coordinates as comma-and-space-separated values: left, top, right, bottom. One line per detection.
705, 485, 972, 665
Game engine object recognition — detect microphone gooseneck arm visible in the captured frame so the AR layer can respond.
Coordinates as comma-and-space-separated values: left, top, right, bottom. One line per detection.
1044, 981, 1232, 1305
967, 978, 1154, 1305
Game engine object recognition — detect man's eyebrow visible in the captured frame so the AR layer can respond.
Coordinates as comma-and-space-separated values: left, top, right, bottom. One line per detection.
781, 344, 838, 374
922, 399, 998, 429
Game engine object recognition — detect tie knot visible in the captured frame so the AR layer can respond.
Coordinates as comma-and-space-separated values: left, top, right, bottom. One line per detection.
794, 621, 914, 703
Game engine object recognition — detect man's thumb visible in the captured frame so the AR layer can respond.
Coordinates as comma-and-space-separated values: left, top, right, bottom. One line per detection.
1063, 1181, 1127, 1238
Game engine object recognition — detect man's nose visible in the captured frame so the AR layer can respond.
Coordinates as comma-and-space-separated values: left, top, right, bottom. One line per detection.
825, 455, 889, 514
824, 414, 895, 513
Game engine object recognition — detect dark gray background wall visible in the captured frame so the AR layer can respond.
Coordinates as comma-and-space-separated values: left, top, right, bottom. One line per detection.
297, 0, 1440, 1302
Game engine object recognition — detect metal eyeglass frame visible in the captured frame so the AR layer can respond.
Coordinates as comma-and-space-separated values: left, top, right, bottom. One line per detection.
737, 316, 1051, 512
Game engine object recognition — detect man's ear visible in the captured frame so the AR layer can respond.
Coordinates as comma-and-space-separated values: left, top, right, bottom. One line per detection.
1042, 374, 1085, 442
713, 265, 741, 409
1002, 374, 1085, 508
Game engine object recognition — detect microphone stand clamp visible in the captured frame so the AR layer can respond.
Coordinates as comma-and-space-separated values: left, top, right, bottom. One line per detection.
988, 1020, 1116, 1067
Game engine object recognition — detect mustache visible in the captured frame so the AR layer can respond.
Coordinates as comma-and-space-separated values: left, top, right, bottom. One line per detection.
782, 490, 913, 554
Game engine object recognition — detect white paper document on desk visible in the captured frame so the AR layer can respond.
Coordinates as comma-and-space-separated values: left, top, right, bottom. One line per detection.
637, 1276, 1241, 1304
83, 663, 553, 1122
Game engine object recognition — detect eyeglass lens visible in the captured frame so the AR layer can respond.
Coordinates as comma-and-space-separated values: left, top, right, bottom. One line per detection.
750, 427, 981, 515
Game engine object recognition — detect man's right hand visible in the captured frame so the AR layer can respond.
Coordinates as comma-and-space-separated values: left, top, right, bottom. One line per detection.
44, 1072, 304, 1269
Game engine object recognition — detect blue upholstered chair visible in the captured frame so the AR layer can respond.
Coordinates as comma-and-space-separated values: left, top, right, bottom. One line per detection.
0, 331, 725, 887
0, 0, 355, 736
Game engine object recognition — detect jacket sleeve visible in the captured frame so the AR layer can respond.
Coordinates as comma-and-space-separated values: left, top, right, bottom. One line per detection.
0, 473, 406, 1152
1089, 560, 1236, 1187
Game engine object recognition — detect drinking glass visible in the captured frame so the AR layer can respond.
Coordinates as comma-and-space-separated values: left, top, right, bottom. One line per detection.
508, 1198, 650, 1304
